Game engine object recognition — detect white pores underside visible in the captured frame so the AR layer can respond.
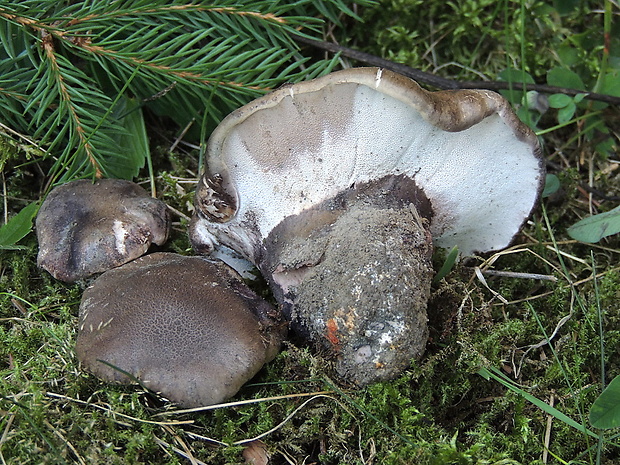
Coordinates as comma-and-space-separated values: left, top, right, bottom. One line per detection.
193, 68, 543, 261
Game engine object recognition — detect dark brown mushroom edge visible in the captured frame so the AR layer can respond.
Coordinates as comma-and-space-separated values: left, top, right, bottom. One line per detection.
190, 67, 545, 386
36, 179, 170, 282
76, 252, 286, 407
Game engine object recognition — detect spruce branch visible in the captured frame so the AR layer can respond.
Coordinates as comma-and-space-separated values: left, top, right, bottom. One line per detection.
0, 0, 373, 185
39, 30, 106, 178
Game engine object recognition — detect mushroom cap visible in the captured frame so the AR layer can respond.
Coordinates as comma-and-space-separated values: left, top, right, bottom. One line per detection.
36, 179, 170, 282
188, 67, 545, 385
76, 252, 285, 407
190, 67, 544, 260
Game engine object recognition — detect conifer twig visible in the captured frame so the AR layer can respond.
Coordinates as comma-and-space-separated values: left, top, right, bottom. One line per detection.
0, 1, 372, 183
293, 35, 620, 105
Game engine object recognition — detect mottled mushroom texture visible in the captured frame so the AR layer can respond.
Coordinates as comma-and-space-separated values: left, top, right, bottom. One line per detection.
36, 179, 170, 282
76, 252, 285, 408
262, 175, 434, 384
190, 67, 545, 385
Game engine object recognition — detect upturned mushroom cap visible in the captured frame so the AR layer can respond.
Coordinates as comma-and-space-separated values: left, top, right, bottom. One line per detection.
76, 252, 285, 407
36, 179, 170, 282
190, 67, 544, 260
189, 67, 544, 385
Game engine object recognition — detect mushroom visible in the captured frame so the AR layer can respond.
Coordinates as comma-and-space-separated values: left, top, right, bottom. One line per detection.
36, 179, 170, 282
76, 252, 285, 407
189, 67, 545, 385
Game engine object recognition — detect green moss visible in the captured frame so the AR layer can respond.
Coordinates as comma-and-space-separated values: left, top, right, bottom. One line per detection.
1, 0, 620, 463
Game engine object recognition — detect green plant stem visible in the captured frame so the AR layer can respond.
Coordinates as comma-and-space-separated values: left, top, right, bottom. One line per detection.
535, 111, 602, 136
593, 0, 612, 94
591, 256, 604, 391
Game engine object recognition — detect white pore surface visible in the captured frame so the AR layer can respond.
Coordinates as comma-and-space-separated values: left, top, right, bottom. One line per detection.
208, 82, 542, 257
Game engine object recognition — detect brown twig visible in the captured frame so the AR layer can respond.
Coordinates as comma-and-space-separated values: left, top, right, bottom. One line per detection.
293, 35, 620, 106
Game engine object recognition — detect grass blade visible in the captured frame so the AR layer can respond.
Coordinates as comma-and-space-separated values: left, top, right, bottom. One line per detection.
0, 201, 39, 249
479, 367, 599, 439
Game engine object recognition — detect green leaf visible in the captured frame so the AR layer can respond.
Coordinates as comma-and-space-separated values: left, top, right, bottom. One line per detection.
573, 93, 587, 104
599, 70, 620, 97
557, 102, 576, 124
107, 97, 149, 180
433, 245, 459, 283
0, 201, 39, 250
498, 68, 535, 84
548, 93, 572, 109
557, 44, 580, 66
542, 174, 560, 198
547, 67, 586, 91
567, 205, 620, 243
590, 375, 620, 429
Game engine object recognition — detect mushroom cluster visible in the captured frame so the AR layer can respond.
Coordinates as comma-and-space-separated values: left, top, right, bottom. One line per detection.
189, 67, 545, 385
36, 67, 544, 406
36, 178, 286, 407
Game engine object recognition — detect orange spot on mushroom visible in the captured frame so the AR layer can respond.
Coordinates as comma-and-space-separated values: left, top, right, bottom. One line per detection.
325, 318, 340, 350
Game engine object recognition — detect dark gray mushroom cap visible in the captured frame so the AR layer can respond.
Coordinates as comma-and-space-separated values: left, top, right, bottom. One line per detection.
76, 252, 285, 407
36, 179, 170, 282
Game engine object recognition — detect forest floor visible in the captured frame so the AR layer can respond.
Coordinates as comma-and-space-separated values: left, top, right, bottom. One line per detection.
1, 1, 620, 464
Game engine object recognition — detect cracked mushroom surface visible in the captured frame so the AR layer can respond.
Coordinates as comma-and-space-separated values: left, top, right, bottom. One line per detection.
76, 252, 285, 408
189, 67, 545, 385
36, 179, 170, 282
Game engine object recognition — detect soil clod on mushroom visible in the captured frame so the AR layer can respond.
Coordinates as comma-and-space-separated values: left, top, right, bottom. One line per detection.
262, 175, 434, 385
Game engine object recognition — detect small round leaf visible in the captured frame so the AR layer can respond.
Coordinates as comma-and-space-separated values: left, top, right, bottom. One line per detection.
542, 174, 560, 198
567, 205, 620, 243
547, 67, 586, 91
548, 93, 572, 109
590, 375, 620, 429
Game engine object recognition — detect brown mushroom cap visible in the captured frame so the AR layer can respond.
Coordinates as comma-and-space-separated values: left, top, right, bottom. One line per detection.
36, 179, 170, 282
76, 252, 285, 407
